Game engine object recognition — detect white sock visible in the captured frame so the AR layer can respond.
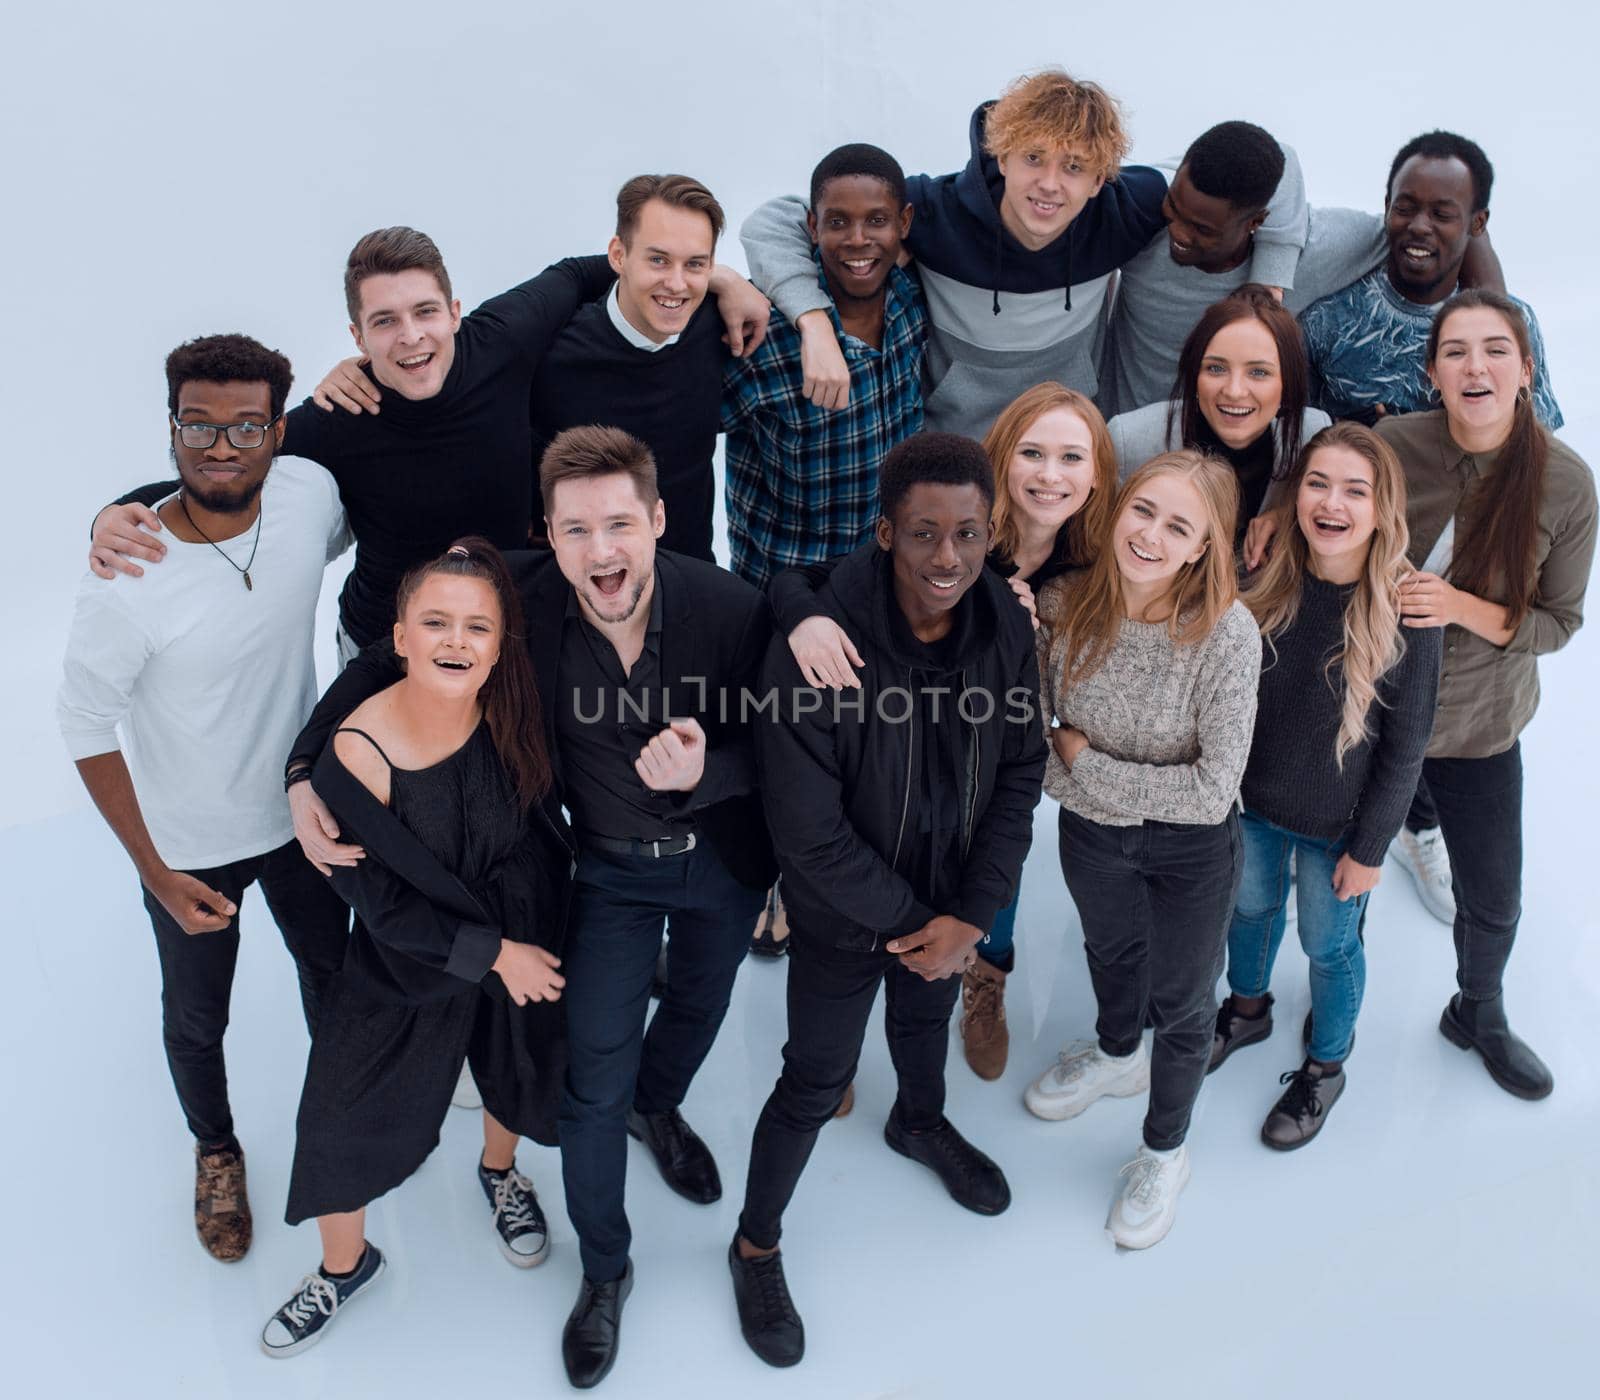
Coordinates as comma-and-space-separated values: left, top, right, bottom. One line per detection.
1142, 1143, 1183, 1162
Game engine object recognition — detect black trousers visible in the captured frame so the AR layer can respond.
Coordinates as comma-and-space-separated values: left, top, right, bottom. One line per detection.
558, 838, 765, 1281
1059, 807, 1241, 1152
140, 838, 349, 1147
1424, 743, 1523, 1001
1404, 774, 1439, 833
737, 930, 963, 1251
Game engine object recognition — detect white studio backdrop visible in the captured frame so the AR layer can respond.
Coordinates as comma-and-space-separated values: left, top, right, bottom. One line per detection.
3, 0, 1596, 828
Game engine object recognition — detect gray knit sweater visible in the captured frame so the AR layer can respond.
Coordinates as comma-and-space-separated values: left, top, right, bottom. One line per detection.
1037, 581, 1261, 827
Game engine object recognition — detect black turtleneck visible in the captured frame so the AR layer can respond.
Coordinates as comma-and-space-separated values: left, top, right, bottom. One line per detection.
1195, 418, 1278, 546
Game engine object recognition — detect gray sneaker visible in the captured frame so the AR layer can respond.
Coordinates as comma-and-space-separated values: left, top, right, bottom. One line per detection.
1261, 1061, 1346, 1151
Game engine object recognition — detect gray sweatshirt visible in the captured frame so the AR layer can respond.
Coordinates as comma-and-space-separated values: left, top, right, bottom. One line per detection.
741, 154, 1308, 438
1100, 206, 1388, 418
1036, 583, 1261, 827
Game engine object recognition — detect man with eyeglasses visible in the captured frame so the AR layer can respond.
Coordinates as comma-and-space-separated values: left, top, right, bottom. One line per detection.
58, 334, 353, 1266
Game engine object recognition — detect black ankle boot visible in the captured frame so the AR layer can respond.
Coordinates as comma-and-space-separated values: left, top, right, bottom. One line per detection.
1439, 993, 1553, 1100
562, 1261, 634, 1389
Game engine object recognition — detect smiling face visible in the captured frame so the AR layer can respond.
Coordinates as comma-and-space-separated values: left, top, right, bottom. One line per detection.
877, 481, 993, 637
170, 379, 283, 516
1428, 304, 1532, 443
351, 269, 463, 400
995, 145, 1105, 251
1163, 165, 1263, 272
1296, 444, 1378, 578
393, 573, 502, 696
608, 198, 715, 344
1006, 406, 1097, 536
1385, 155, 1487, 305
1196, 317, 1283, 450
807, 174, 912, 308
546, 472, 665, 625
1112, 471, 1211, 596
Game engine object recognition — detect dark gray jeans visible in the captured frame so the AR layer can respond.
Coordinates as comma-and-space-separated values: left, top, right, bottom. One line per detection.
1059, 807, 1242, 1151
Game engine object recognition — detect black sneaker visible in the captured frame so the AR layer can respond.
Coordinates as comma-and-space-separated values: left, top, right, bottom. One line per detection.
729, 1237, 804, 1367
1208, 993, 1274, 1074
260, 1242, 386, 1358
1260, 1060, 1346, 1151
627, 1106, 722, 1204
478, 1159, 549, 1267
883, 1112, 1010, 1215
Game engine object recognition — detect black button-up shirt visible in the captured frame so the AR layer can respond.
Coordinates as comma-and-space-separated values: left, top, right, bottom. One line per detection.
554, 577, 693, 841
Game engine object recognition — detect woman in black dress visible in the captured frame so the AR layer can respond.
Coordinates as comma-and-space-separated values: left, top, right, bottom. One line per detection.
261, 538, 572, 1358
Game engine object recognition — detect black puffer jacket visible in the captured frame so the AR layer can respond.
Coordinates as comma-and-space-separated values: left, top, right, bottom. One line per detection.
757, 543, 1046, 952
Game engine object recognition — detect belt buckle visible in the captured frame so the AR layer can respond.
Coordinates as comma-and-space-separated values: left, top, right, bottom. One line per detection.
648, 831, 695, 858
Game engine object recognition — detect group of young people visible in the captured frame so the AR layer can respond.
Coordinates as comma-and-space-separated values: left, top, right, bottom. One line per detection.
62, 67, 1593, 1388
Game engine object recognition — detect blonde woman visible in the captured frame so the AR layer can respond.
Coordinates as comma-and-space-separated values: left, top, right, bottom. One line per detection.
1025, 451, 1259, 1249
1211, 425, 1441, 1149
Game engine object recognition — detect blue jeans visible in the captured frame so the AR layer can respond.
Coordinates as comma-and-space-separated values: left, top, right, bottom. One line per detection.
1226, 809, 1367, 1062
978, 890, 1019, 965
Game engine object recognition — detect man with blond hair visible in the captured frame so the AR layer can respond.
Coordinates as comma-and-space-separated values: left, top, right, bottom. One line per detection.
742, 69, 1304, 436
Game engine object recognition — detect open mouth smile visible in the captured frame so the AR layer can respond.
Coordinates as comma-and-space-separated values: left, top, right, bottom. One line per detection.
591, 568, 628, 598
1127, 540, 1160, 564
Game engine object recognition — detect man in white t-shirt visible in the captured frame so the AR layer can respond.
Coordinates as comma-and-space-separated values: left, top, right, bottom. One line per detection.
58, 334, 352, 1263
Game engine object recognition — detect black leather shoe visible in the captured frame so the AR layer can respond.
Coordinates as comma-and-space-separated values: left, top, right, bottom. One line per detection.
883, 1112, 1010, 1215
562, 1261, 633, 1390
1301, 1009, 1355, 1059
1208, 993, 1274, 1074
1439, 993, 1553, 1100
728, 1237, 804, 1367
1261, 1059, 1346, 1151
626, 1107, 721, 1204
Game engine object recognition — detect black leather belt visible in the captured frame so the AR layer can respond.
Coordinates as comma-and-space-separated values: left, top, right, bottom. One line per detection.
579, 831, 698, 859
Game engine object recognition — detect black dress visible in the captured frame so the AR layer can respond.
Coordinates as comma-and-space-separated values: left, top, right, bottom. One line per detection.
285, 723, 570, 1224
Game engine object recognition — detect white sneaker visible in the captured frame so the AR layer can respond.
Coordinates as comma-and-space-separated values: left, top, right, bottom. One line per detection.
1106, 1143, 1190, 1250
1023, 1038, 1150, 1121
1391, 826, 1455, 924
451, 1062, 483, 1111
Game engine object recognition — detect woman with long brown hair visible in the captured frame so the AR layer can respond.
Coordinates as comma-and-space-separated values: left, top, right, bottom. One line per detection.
1023, 451, 1260, 1249
260, 538, 573, 1358
1210, 425, 1441, 1148
1107, 285, 1330, 548
775, 382, 1118, 1080
1377, 290, 1595, 1099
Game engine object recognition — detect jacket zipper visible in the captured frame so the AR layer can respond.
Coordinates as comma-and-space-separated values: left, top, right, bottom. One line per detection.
879, 663, 916, 952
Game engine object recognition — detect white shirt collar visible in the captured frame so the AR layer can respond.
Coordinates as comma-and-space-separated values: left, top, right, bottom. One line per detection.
607, 284, 678, 351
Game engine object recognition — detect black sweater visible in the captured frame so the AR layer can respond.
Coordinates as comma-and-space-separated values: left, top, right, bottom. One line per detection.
1241, 569, 1441, 865
115, 257, 616, 648
529, 295, 727, 562
757, 544, 1046, 952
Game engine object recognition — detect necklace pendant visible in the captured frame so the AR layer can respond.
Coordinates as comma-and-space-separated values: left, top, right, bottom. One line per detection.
243, 571, 253, 592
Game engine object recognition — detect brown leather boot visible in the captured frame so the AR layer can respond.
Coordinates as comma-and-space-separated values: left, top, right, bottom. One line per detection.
194, 1144, 252, 1262
960, 957, 1009, 1080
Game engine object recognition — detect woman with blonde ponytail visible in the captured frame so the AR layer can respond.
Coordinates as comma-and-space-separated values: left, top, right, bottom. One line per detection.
1211, 425, 1441, 1149
1023, 451, 1261, 1250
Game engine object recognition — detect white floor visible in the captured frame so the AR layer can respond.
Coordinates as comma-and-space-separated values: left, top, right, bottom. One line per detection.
5, 729, 1597, 1398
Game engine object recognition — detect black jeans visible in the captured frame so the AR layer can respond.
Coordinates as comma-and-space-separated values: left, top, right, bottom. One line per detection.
1058, 807, 1242, 1152
737, 930, 963, 1251
140, 838, 349, 1147
558, 838, 765, 1281
1404, 774, 1439, 834
1423, 743, 1523, 1002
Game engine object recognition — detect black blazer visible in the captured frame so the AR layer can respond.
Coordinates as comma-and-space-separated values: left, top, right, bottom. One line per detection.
291, 548, 777, 892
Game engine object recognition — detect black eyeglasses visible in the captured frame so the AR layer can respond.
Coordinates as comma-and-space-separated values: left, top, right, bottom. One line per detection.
173, 415, 282, 449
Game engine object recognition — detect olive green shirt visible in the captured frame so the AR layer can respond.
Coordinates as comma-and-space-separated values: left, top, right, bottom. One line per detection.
1378, 410, 1596, 758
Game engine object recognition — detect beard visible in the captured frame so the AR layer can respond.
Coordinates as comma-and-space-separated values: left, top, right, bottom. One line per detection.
171, 446, 271, 515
